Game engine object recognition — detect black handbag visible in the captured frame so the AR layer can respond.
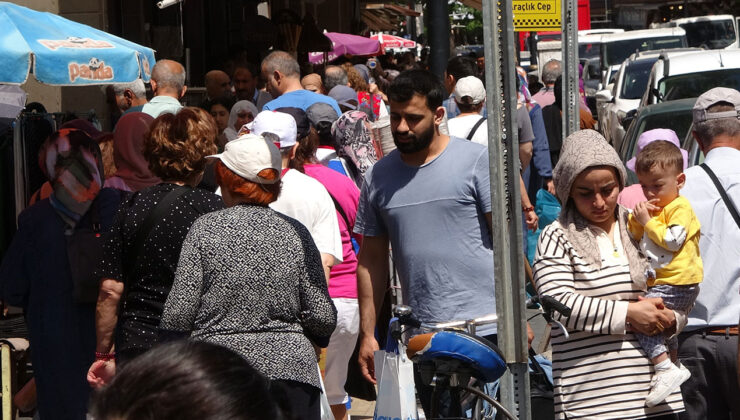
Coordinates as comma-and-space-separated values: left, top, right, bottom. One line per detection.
66, 199, 106, 303
529, 348, 554, 420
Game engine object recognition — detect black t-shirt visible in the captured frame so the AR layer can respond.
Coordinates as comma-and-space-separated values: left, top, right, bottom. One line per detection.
98, 183, 224, 354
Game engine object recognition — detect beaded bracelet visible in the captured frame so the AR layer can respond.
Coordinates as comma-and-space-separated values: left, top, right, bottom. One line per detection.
95, 351, 115, 361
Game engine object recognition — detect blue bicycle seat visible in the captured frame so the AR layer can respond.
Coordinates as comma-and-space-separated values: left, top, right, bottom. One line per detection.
406, 331, 507, 383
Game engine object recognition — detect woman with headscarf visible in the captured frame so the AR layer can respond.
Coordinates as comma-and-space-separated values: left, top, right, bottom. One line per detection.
223, 100, 259, 143
330, 111, 381, 187
301, 73, 325, 94
28, 119, 110, 205
532, 130, 686, 420
104, 112, 160, 192
0, 129, 124, 419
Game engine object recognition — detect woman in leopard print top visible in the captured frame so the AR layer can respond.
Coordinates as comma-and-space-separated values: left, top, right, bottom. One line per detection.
160, 134, 336, 420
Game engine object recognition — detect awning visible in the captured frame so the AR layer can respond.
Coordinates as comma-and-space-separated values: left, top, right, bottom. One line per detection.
362, 3, 420, 32
458, 0, 482, 11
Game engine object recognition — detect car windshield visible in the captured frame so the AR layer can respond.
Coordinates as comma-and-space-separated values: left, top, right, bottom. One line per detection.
620, 59, 658, 99
579, 42, 600, 60
680, 20, 737, 49
624, 108, 694, 184
659, 69, 740, 101
603, 36, 686, 68
630, 110, 694, 161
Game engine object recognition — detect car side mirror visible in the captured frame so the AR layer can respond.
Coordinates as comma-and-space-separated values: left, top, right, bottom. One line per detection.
621, 109, 638, 130
595, 89, 613, 103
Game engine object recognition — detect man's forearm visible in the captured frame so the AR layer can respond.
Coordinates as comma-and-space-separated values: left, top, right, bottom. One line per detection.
357, 239, 389, 338
321, 253, 335, 284
519, 142, 533, 169
95, 279, 123, 353
357, 264, 389, 338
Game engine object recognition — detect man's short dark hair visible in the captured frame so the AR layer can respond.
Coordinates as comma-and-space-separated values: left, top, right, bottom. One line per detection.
446, 56, 478, 82
388, 70, 446, 111
457, 102, 483, 114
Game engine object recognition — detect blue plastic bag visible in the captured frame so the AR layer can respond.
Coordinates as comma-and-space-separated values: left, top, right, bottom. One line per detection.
526, 189, 562, 264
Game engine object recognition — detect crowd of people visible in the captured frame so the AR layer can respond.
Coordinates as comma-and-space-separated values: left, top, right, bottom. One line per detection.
0, 45, 738, 420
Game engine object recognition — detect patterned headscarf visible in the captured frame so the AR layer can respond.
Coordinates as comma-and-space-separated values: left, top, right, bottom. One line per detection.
553, 129, 648, 285
330, 111, 379, 183
38, 128, 104, 228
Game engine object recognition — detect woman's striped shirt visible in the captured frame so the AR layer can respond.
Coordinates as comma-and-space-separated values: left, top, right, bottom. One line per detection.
533, 220, 684, 419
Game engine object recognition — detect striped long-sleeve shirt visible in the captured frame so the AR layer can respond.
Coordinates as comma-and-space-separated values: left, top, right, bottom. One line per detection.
533, 220, 684, 419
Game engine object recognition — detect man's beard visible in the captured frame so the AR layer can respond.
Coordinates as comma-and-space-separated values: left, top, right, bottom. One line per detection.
393, 124, 434, 154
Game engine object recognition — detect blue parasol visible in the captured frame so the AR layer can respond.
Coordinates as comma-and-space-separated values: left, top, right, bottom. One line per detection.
0, 2, 155, 86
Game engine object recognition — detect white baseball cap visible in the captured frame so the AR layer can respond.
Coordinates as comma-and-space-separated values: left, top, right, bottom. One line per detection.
246, 110, 297, 149
207, 133, 281, 184
692, 87, 740, 123
454, 76, 486, 105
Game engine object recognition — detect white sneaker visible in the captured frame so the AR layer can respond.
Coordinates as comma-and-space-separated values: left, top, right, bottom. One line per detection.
645, 364, 691, 407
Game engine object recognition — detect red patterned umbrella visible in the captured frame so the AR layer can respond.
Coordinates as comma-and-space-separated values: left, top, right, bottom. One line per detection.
371, 33, 417, 50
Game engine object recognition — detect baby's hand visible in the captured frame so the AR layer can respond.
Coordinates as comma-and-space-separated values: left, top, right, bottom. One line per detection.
633, 200, 660, 226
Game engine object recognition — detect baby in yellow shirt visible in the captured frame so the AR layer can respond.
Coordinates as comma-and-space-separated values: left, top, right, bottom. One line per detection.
627, 140, 702, 407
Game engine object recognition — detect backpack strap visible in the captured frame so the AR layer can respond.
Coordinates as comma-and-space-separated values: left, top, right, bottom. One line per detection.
467, 117, 486, 141
328, 192, 351, 232
700, 163, 740, 230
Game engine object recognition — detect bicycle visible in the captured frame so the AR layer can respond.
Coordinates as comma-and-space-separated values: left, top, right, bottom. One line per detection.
388, 296, 571, 420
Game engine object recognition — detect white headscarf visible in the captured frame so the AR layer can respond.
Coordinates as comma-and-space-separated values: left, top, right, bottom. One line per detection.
223, 100, 259, 141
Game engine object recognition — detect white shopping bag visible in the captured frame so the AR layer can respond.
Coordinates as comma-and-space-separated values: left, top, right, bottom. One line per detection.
373, 349, 419, 420
317, 364, 334, 420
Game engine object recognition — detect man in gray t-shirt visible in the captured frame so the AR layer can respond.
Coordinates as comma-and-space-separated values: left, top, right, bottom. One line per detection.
354, 71, 496, 414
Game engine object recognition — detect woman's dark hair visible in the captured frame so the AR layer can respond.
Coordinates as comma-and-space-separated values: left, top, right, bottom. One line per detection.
387, 69, 446, 111
289, 127, 319, 173
315, 121, 336, 148
90, 341, 283, 420
204, 95, 235, 113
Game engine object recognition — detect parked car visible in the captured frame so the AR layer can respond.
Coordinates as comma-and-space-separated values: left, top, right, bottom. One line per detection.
654, 14, 739, 50
618, 97, 697, 185
599, 27, 687, 89
640, 49, 740, 106
680, 122, 705, 169
596, 55, 658, 148
596, 48, 700, 148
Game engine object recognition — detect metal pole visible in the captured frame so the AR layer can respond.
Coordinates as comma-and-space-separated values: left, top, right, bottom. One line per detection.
407, 0, 417, 40
13, 118, 26, 221
562, 0, 580, 138
481, 0, 531, 418
427, 0, 450, 78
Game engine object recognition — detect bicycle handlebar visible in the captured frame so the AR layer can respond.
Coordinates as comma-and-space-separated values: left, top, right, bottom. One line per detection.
527, 295, 572, 318
540, 295, 572, 317
393, 305, 497, 332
